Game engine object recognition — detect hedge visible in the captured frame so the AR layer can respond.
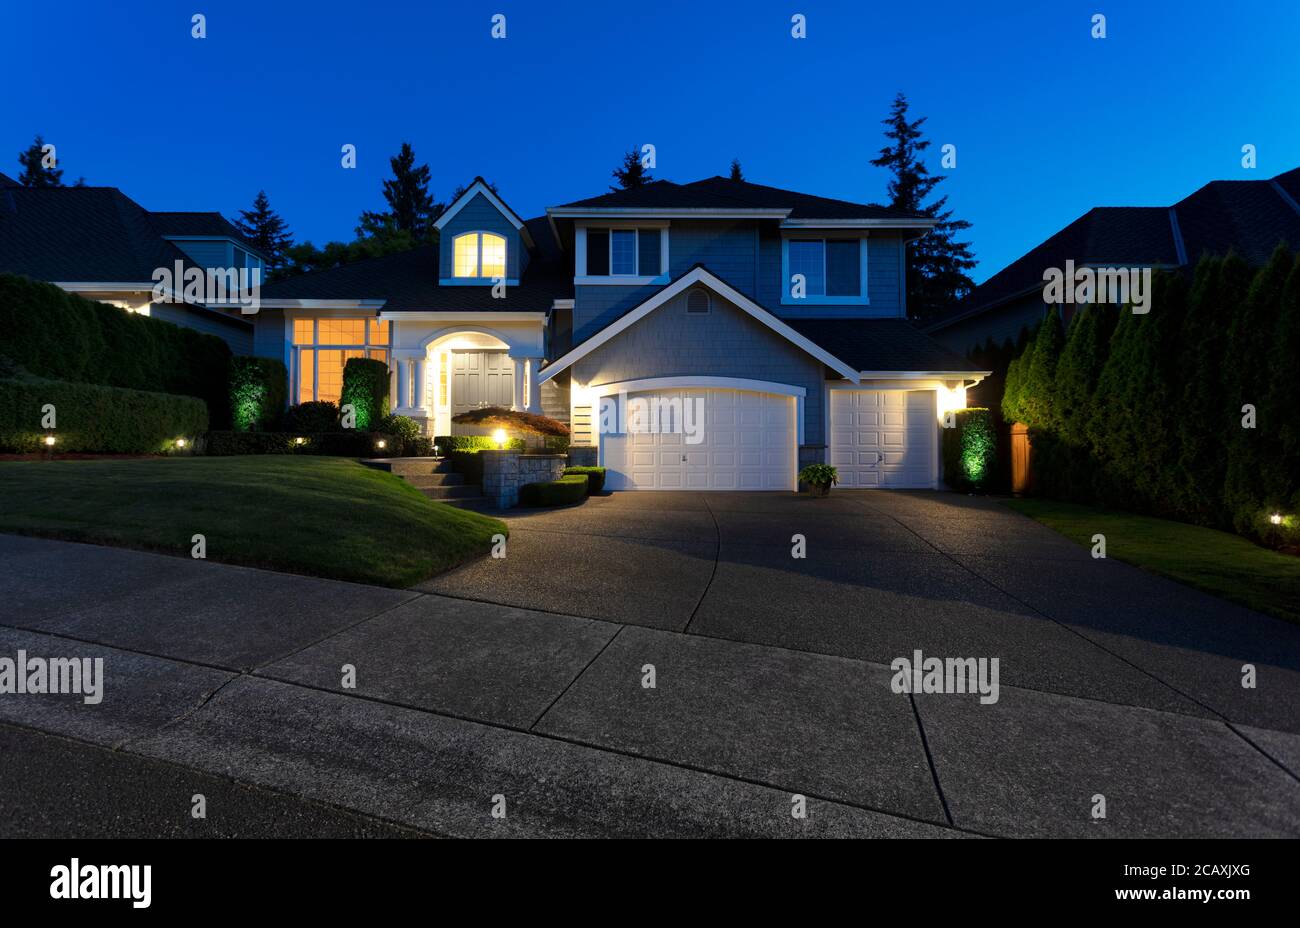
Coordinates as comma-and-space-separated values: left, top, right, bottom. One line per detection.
340, 358, 389, 430
518, 474, 589, 507
0, 273, 233, 426
434, 434, 526, 452
281, 401, 339, 432
204, 430, 408, 457
941, 408, 997, 492
0, 372, 208, 453
229, 357, 287, 431
563, 465, 606, 494
1000, 246, 1300, 548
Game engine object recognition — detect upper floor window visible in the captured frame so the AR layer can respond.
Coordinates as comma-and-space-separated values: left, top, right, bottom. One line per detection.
585, 228, 662, 278
783, 237, 867, 304
453, 232, 507, 279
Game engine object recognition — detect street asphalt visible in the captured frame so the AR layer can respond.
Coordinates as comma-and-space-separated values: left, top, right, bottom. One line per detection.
2, 490, 1298, 837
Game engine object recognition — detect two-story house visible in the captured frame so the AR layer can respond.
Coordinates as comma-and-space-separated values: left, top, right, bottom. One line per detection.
258, 176, 987, 491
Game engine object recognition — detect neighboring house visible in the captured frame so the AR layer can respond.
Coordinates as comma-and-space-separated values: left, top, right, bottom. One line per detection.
257, 176, 987, 491
925, 166, 1300, 355
0, 173, 259, 353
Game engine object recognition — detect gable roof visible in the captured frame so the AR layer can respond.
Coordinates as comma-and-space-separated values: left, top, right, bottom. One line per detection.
150, 210, 263, 254
0, 173, 19, 188
259, 215, 570, 312
551, 176, 929, 223
928, 166, 1300, 332
434, 177, 535, 248
539, 265, 861, 383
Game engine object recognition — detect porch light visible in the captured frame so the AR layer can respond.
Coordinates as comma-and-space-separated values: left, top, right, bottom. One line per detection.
1271, 513, 1283, 525
43, 435, 56, 447
492, 428, 507, 449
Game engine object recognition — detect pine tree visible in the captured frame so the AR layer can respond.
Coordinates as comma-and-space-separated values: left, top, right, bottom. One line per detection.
357, 142, 442, 243
1125, 271, 1188, 514
232, 190, 294, 272
870, 93, 977, 326
729, 159, 744, 181
17, 135, 65, 187
611, 149, 653, 191
1020, 311, 1064, 430
1053, 304, 1113, 448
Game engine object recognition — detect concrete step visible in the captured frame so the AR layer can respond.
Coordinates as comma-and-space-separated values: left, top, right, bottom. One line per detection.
441, 497, 495, 511
361, 457, 453, 476
403, 473, 465, 488
418, 484, 484, 500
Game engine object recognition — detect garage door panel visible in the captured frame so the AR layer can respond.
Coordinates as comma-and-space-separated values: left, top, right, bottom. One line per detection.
829, 390, 936, 489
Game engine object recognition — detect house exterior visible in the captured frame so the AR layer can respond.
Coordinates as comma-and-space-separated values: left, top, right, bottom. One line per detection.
925, 166, 1300, 356
258, 176, 987, 491
0, 173, 259, 353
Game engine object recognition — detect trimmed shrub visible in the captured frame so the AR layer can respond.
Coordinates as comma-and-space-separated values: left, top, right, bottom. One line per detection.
378, 413, 420, 442
205, 431, 300, 455
0, 372, 208, 453
0, 273, 233, 426
282, 401, 339, 433
228, 357, 288, 431
518, 474, 589, 507
941, 408, 997, 492
563, 465, 606, 494
340, 357, 389, 430
449, 450, 485, 485
434, 434, 526, 452
204, 430, 402, 457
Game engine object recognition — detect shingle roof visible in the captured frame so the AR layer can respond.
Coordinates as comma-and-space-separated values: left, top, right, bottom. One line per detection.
259, 216, 572, 312
150, 210, 260, 253
0, 185, 209, 283
0, 173, 19, 188
929, 167, 1300, 331
554, 176, 927, 221
787, 317, 987, 373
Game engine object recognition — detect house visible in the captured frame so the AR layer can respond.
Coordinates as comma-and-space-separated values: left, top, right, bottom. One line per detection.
0, 173, 260, 353
258, 176, 987, 491
924, 166, 1300, 355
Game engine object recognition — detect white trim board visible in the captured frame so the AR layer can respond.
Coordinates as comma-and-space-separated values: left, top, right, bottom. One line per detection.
539, 266, 860, 384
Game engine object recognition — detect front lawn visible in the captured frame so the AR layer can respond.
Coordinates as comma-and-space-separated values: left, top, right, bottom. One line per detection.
0, 456, 506, 587
1003, 498, 1300, 624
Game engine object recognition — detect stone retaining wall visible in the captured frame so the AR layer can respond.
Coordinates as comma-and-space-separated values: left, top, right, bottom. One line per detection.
480, 450, 568, 508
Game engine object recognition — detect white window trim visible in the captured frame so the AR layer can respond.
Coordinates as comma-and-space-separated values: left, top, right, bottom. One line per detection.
291, 317, 393, 404
445, 230, 509, 283
780, 235, 869, 306
575, 223, 669, 285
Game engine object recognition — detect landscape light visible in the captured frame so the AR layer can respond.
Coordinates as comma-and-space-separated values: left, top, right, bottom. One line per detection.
376, 439, 387, 450
294, 436, 306, 445
492, 428, 507, 449
1270, 513, 1283, 525
43, 435, 56, 447
175, 438, 186, 448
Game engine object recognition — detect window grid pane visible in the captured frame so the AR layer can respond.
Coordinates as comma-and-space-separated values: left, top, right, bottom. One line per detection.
369, 319, 389, 344
293, 319, 314, 344
480, 234, 506, 278
788, 240, 825, 296
637, 229, 661, 277
454, 233, 480, 277
318, 319, 366, 345
298, 349, 314, 402
826, 240, 861, 297
587, 230, 609, 275
611, 230, 637, 275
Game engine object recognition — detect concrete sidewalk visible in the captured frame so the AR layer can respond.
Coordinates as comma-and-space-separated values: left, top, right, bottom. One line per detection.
1, 533, 1298, 837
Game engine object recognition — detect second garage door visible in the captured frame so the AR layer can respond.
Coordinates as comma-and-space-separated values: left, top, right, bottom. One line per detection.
829, 390, 937, 488
601, 388, 795, 490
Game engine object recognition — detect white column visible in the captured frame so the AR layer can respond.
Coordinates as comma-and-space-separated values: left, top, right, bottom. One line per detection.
511, 357, 525, 411
412, 358, 426, 411
396, 359, 409, 409
526, 358, 543, 412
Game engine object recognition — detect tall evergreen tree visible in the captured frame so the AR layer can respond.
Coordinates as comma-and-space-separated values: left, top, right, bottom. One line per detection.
1053, 305, 1113, 448
1263, 253, 1300, 525
611, 149, 653, 191
870, 93, 977, 326
232, 190, 294, 272
357, 142, 442, 243
1125, 272, 1188, 514
17, 134, 65, 187
1020, 311, 1064, 430
729, 159, 744, 181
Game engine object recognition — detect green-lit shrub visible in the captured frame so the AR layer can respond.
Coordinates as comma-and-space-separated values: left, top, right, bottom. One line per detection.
378, 413, 420, 441
281, 401, 339, 433
798, 463, 839, 487
518, 474, 589, 507
340, 358, 389, 430
228, 357, 287, 431
434, 434, 526, 452
563, 465, 606, 494
942, 408, 997, 492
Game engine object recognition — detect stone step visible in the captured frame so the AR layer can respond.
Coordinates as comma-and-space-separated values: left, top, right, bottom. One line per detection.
361, 457, 453, 476
403, 472, 465, 488
418, 484, 484, 500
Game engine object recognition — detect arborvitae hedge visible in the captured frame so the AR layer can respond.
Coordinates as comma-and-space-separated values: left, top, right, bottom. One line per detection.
0, 273, 233, 427
229, 357, 288, 431
941, 408, 997, 491
340, 357, 389, 430
1004, 247, 1300, 547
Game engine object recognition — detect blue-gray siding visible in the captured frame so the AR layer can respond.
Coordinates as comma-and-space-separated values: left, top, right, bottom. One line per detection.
150, 302, 253, 355
438, 192, 524, 280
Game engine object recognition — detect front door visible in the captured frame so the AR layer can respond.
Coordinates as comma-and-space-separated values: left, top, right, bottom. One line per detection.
451, 351, 513, 428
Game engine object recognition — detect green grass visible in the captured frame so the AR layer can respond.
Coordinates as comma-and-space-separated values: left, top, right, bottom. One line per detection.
0, 456, 507, 588
1003, 498, 1300, 624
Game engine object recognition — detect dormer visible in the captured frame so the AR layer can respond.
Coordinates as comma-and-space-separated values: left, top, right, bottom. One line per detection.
434, 178, 534, 286
150, 211, 267, 281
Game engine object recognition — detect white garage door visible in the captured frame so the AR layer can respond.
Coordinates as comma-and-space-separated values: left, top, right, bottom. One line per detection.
601, 388, 795, 490
830, 390, 937, 488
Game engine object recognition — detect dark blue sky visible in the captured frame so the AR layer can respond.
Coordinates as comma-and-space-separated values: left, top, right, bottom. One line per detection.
4, 0, 1297, 281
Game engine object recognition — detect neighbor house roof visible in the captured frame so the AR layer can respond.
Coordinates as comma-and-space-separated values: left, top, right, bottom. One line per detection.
0, 172, 19, 188
259, 216, 571, 312
150, 210, 263, 255
552, 176, 929, 222
927, 166, 1300, 332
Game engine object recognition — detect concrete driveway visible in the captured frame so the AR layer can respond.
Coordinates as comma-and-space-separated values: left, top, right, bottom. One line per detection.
3, 490, 1299, 838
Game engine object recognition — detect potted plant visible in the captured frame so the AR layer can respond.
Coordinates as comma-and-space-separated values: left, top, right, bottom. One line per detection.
799, 463, 839, 498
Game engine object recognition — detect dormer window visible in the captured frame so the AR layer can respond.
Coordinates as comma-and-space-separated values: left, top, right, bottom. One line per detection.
453, 232, 507, 279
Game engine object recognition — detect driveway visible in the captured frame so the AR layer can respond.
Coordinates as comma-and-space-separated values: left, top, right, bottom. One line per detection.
2, 491, 1299, 838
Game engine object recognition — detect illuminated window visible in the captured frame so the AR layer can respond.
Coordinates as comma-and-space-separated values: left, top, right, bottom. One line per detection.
293, 317, 392, 404
293, 319, 314, 344
452, 232, 507, 278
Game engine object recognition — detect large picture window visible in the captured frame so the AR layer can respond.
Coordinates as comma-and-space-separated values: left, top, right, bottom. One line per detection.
452, 232, 507, 278
583, 227, 663, 278
783, 237, 867, 303
293, 317, 390, 404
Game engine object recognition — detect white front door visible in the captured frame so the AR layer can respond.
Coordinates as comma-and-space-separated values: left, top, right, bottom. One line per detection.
601, 388, 796, 490
829, 390, 937, 488
451, 351, 513, 416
